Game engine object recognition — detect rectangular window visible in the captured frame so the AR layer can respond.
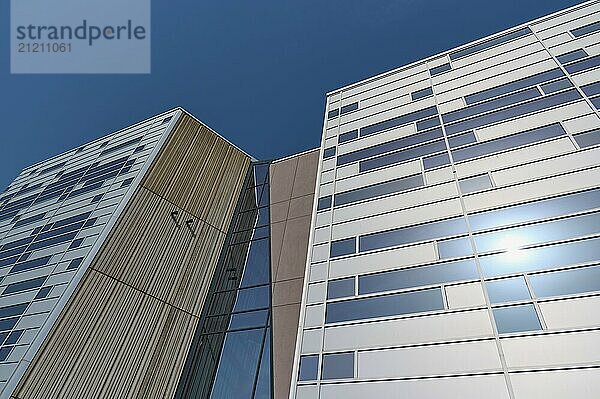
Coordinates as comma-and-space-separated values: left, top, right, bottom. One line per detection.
486, 277, 530, 304
325, 288, 444, 323
416, 116, 441, 131
338, 129, 358, 143
539, 78, 572, 94
359, 258, 478, 295
359, 139, 446, 172
429, 63, 451, 76
492, 304, 541, 334
67, 257, 84, 270
437, 237, 473, 259
327, 278, 355, 299
565, 54, 600, 74
38, 162, 66, 175
328, 109, 340, 119
330, 238, 356, 258
0, 317, 19, 332
333, 174, 424, 207
411, 87, 434, 101
10, 255, 52, 274
3, 276, 47, 295
340, 102, 359, 115
34, 286, 52, 299
13, 212, 46, 228
448, 131, 477, 149
228, 309, 269, 330
299, 355, 319, 381
317, 196, 332, 211
359, 216, 468, 253
571, 21, 600, 37
574, 128, 600, 148
445, 89, 581, 135
557, 49, 589, 64
360, 106, 438, 137
423, 152, 450, 170
322, 352, 354, 380
459, 174, 493, 194
323, 147, 336, 159
0, 303, 28, 319
582, 81, 600, 97
450, 27, 531, 60
529, 265, 600, 298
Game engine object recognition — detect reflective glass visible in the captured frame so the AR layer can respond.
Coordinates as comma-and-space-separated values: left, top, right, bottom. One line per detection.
317, 196, 332, 211
437, 237, 473, 258
229, 309, 269, 330
540, 78, 572, 94
323, 147, 336, 159
582, 81, 600, 97
0, 317, 18, 331
359, 259, 478, 295
13, 212, 46, 228
341, 102, 359, 115
359, 216, 468, 252
430, 63, 451, 76
10, 255, 52, 274
479, 236, 600, 277
3, 276, 46, 295
325, 288, 444, 323
360, 106, 438, 137
557, 49, 589, 64
334, 174, 423, 207
423, 152, 450, 170
486, 277, 530, 304
299, 355, 319, 381
565, 54, 600, 74
253, 329, 271, 399
411, 87, 433, 101
240, 239, 270, 287
445, 89, 581, 135
593, 96, 600, 109
233, 285, 271, 312
571, 21, 600, 37
360, 140, 446, 172
338, 128, 443, 166
450, 27, 531, 60
492, 304, 541, 334
469, 188, 600, 232
328, 109, 339, 119
459, 174, 493, 194
327, 278, 355, 299
330, 238, 356, 257
452, 123, 565, 162
5, 330, 22, 345
574, 128, 600, 148
0, 347, 12, 362
448, 131, 477, 149
339, 129, 358, 143
253, 164, 269, 186
322, 352, 354, 380
530, 265, 600, 298
0, 303, 28, 319
474, 211, 600, 253
416, 116, 441, 131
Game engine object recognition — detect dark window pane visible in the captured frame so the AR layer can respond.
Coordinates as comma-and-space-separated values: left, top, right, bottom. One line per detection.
430, 63, 451, 76
326, 288, 444, 323
448, 131, 477, 149
0, 303, 28, 319
322, 352, 354, 380
327, 278, 355, 299
530, 265, 600, 298
229, 309, 269, 330
13, 212, 46, 228
452, 123, 565, 162
253, 329, 271, 399
437, 237, 473, 259
493, 304, 541, 334
574, 128, 600, 148
557, 49, 589, 64
317, 196, 332, 211
34, 286, 52, 299
540, 78, 572, 94
67, 257, 84, 270
328, 109, 339, 119
565, 54, 600, 74
0, 317, 19, 331
331, 238, 356, 257
253, 164, 269, 186
416, 116, 441, 131
323, 147, 336, 159
459, 174, 493, 194
233, 285, 271, 312
360, 106, 438, 137
339, 129, 358, 143
240, 239, 270, 287
10, 255, 52, 274
486, 277, 530, 304
423, 152, 450, 170
299, 355, 319, 381
359, 217, 468, 252
341, 102, 359, 115
592, 96, 600, 109
582, 81, 600, 97
450, 27, 531, 60
411, 87, 434, 101
571, 21, 600, 37
359, 258, 478, 295
479, 236, 600, 277
0, 347, 12, 361
5, 330, 23, 345
445, 89, 581, 135
334, 174, 424, 207
3, 276, 46, 295
360, 140, 446, 172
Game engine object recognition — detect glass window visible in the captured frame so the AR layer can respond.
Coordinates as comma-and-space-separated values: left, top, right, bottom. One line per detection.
445, 89, 581, 135
429, 63, 451, 76
540, 78, 572, 94
359, 216, 468, 253
0, 303, 28, 319
34, 286, 52, 299
0, 317, 19, 332
565, 54, 600, 74
448, 131, 477, 148
492, 304, 541, 334
253, 330, 271, 399
341, 102, 359, 115
323, 147, 336, 159
557, 49, 589, 64
359, 258, 478, 295
328, 109, 339, 119
437, 237, 473, 258
582, 81, 600, 97
322, 352, 354, 380
3, 276, 46, 295
317, 196, 332, 211
423, 152, 450, 170
327, 277, 355, 299
99, 137, 142, 157
333, 174, 424, 207
229, 309, 269, 330
450, 27, 531, 60
359, 140, 446, 172
479, 236, 600, 277
574, 128, 600, 148
5, 330, 23, 345
240, 238, 270, 287
330, 238, 356, 257
571, 21, 600, 37
299, 355, 319, 381
360, 106, 438, 137
416, 116, 441, 131
233, 285, 271, 312
10, 255, 52, 274
459, 174, 493, 194
67, 257, 84, 270
529, 265, 600, 298
325, 288, 444, 323
337, 128, 443, 166
338, 129, 358, 143
452, 123, 565, 162
592, 96, 600, 109
486, 277, 530, 304
13, 212, 46, 228
411, 87, 433, 101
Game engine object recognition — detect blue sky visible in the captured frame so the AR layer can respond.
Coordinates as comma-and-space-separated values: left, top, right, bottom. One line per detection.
0, 0, 582, 189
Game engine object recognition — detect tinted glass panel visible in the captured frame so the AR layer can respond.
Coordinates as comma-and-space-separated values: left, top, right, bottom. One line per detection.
464, 68, 563, 105
13, 212, 46, 228
5, 330, 23, 345
592, 96, 600, 109
328, 109, 339, 119
253, 330, 271, 399
334, 174, 424, 207
565, 54, 600, 74
299, 355, 319, 381
322, 352, 354, 380
486, 277, 530, 304
437, 237, 473, 258
430, 63, 451, 76
493, 304, 541, 334
339, 129, 358, 143
359, 216, 468, 252
452, 123, 565, 162
233, 285, 270, 312
582, 81, 600, 97
574, 128, 600, 148
0, 317, 18, 331
360, 106, 438, 137
341, 102, 359, 114
10, 255, 52, 274
479, 236, 600, 277
556, 49, 589, 64
416, 116, 441, 131
326, 288, 444, 323
323, 147, 336, 159
327, 278, 355, 299
228, 309, 269, 330
360, 140, 446, 172
331, 238, 356, 257
459, 174, 493, 194
240, 239, 270, 287
423, 152, 450, 170
359, 259, 478, 295
0, 303, 28, 319
540, 78, 572, 94
448, 131, 477, 148
445, 89, 581, 135
450, 27, 531, 60
317, 196, 332, 211
530, 265, 600, 298
571, 21, 600, 37
411, 87, 433, 101
3, 276, 46, 295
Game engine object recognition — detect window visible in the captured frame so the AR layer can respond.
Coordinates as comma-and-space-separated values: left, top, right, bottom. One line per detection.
67, 257, 84, 270
333, 174, 424, 207
10, 255, 51, 274
529, 265, 600, 298
228, 309, 269, 330
360, 106, 438, 137
458, 174, 493, 194
448, 131, 477, 149
486, 277, 530, 304
338, 129, 358, 143
326, 288, 444, 323
565, 54, 600, 74
120, 177, 134, 187
13, 212, 46, 228
161, 116, 172, 124
574, 128, 600, 148
322, 352, 354, 380
323, 147, 336, 159
416, 116, 441, 131
3, 276, 46, 295
299, 355, 319, 381
69, 238, 84, 249
328, 109, 339, 119
423, 152, 450, 170
34, 286, 52, 299
540, 78, 572, 94
437, 237, 473, 258
429, 63, 451, 76
0, 303, 28, 319
411, 87, 433, 101
330, 238, 356, 258
492, 304, 541, 334
359, 140, 446, 172
340, 102, 358, 115
582, 81, 600, 97
5, 330, 23, 345
327, 278, 355, 299
570, 21, 600, 37
557, 49, 589, 64
317, 196, 332, 211
450, 27, 531, 60
99, 137, 142, 157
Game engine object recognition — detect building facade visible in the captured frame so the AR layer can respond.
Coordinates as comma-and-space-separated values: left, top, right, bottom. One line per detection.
291, 1, 600, 398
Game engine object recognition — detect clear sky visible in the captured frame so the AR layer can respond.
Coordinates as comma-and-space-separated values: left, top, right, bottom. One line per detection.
0, 0, 583, 190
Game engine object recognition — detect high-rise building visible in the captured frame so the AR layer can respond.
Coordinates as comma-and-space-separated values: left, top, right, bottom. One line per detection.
1, 1, 600, 399
291, 1, 600, 399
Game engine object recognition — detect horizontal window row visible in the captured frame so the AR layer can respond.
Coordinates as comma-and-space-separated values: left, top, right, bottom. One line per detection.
0, 303, 28, 320
582, 81, 600, 97
323, 147, 336, 159
99, 136, 142, 157
360, 106, 438, 137
556, 48, 589, 64
458, 173, 493, 194
2, 275, 47, 296
564, 54, 600, 75
359, 139, 446, 172
299, 352, 355, 381
411, 87, 433, 101
338, 129, 358, 143
539, 78, 572, 95
327, 102, 360, 120
417, 115, 441, 131
429, 63, 451, 76
12, 212, 46, 229
450, 27, 531, 61
570, 20, 600, 38
333, 174, 424, 207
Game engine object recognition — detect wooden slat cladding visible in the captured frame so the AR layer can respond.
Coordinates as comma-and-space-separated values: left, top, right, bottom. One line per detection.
12, 112, 251, 399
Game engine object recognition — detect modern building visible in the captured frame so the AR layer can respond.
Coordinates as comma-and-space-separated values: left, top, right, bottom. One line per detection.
291, 1, 600, 398
0, 1, 599, 399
